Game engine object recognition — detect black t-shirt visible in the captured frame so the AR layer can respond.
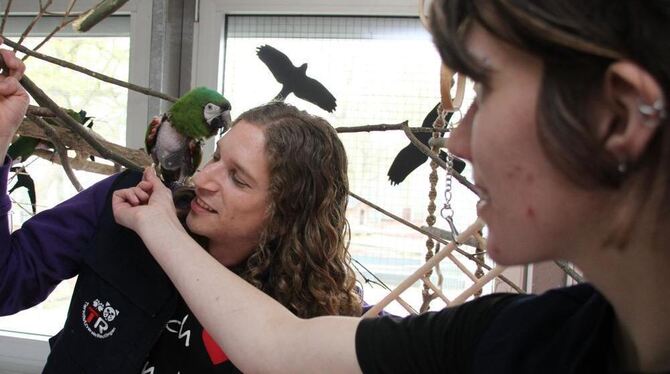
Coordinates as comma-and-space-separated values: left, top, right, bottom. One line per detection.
356, 284, 623, 373
141, 297, 241, 373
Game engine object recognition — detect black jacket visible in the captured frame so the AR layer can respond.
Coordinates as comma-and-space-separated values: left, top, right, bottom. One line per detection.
44, 170, 179, 373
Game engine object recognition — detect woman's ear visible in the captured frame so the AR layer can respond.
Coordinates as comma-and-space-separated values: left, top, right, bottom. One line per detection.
599, 61, 666, 163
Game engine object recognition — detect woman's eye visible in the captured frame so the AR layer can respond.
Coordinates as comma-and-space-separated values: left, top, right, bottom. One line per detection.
231, 171, 248, 187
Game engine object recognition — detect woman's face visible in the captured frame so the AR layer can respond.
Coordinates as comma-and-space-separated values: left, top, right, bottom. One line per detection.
187, 120, 271, 266
448, 23, 607, 265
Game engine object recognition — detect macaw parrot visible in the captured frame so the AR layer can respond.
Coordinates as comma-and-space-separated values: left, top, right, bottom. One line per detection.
256, 44, 337, 113
387, 102, 466, 185
145, 87, 232, 186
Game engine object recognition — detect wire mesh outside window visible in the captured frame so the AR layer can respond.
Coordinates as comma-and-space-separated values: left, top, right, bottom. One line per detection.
223, 15, 484, 315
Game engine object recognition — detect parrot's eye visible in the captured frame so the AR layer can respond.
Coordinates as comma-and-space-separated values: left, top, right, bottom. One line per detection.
206, 104, 213, 110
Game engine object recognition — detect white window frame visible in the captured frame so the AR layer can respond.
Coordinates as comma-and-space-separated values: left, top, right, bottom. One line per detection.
0, 1, 153, 372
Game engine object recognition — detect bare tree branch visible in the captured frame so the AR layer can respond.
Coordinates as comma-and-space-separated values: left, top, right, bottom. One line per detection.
349, 190, 525, 293
26, 105, 57, 117
335, 122, 448, 134
33, 149, 118, 174
27, 113, 83, 191
43, 11, 84, 17
1, 37, 178, 103
0, 0, 13, 35
555, 260, 585, 283
17, 117, 152, 167
17, 0, 53, 46
19, 73, 143, 171
24, 0, 80, 59
72, 0, 129, 32
400, 122, 478, 195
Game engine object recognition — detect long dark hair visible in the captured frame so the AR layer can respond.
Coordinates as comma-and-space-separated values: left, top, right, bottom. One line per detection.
430, 0, 670, 246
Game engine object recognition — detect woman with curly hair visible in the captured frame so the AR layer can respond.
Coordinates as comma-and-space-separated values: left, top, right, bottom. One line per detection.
0, 75, 360, 373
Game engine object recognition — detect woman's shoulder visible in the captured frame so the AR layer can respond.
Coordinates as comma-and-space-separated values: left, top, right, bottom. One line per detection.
474, 284, 614, 373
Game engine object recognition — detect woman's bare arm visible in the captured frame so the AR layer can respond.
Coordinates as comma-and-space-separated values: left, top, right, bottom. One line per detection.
113, 168, 363, 374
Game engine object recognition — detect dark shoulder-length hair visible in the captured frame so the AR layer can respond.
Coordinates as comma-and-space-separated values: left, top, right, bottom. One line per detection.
231, 102, 361, 318
430, 0, 670, 247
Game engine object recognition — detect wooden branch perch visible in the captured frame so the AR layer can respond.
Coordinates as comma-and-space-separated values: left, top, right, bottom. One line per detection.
335, 122, 447, 134
19, 74, 144, 171
32, 149, 119, 174
0, 0, 13, 35
26, 105, 58, 117
72, 0, 130, 32
349, 190, 525, 294
1, 37, 178, 103
17, 0, 53, 46
27, 114, 83, 191
400, 122, 477, 195
555, 260, 584, 283
362, 219, 486, 317
17, 117, 152, 168
26, 0, 79, 59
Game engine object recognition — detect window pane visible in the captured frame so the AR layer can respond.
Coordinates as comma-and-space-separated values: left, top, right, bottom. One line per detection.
223, 16, 484, 316
0, 36, 130, 336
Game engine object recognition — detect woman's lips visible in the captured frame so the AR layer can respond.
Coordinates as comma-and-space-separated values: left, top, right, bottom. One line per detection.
191, 196, 217, 213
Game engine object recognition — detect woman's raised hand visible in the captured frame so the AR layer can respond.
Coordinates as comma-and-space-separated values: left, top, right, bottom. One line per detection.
0, 40, 29, 159
112, 167, 183, 235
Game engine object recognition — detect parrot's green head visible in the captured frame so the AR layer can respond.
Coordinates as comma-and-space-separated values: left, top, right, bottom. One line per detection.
169, 87, 232, 139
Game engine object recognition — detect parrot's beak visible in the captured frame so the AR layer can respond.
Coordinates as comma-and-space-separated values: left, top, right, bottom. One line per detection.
215, 110, 232, 136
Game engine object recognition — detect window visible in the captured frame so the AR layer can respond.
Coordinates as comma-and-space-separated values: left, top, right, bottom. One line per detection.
220, 14, 485, 315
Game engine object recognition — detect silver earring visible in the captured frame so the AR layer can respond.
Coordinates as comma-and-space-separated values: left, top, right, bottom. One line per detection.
638, 98, 667, 127
617, 160, 627, 174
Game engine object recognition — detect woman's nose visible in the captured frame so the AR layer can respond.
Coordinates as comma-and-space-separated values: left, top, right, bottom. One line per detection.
193, 162, 219, 191
446, 102, 476, 161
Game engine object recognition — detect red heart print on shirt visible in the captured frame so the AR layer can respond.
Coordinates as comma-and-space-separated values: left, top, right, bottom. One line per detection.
202, 329, 229, 365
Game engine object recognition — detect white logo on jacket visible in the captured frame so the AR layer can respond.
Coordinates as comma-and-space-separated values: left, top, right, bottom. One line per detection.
81, 299, 120, 339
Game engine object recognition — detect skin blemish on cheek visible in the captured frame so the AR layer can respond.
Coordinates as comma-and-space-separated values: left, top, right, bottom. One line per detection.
506, 165, 523, 179
526, 206, 535, 219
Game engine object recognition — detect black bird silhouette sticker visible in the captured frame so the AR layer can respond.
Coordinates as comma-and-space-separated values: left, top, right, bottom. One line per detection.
256, 44, 337, 112
9, 166, 36, 214
387, 103, 466, 185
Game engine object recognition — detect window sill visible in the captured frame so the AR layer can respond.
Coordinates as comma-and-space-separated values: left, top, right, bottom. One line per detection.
0, 331, 49, 374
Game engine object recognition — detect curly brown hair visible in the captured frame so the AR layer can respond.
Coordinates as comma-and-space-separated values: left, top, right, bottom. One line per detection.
220, 102, 362, 318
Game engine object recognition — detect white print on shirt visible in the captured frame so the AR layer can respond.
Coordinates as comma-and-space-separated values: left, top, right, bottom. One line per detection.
141, 361, 155, 374
142, 361, 183, 374
81, 299, 120, 339
166, 314, 191, 347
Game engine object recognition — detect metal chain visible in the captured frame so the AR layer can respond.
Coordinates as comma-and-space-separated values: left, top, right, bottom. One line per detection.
440, 107, 461, 239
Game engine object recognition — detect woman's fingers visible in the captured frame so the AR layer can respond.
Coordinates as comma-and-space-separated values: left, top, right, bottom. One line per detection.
113, 187, 150, 206
0, 49, 25, 80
